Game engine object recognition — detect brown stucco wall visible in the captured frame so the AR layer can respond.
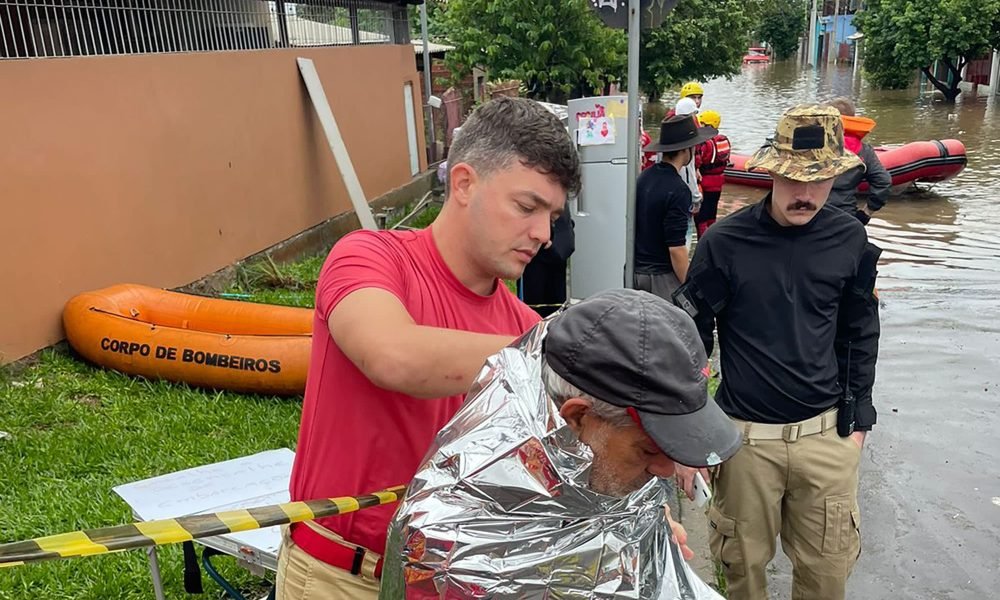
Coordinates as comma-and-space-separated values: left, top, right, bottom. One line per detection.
0, 45, 426, 364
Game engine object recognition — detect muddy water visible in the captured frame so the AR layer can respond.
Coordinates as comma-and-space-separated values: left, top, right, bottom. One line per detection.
650, 62, 1000, 598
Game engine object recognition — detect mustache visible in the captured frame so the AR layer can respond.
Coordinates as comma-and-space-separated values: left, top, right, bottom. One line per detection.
789, 200, 817, 211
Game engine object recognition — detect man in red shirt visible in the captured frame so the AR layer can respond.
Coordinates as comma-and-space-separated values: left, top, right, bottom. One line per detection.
275, 97, 581, 599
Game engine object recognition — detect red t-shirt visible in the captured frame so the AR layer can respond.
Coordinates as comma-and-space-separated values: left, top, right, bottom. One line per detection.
289, 227, 540, 558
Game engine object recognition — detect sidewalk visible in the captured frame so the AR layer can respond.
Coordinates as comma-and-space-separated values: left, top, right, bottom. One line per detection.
672, 491, 723, 595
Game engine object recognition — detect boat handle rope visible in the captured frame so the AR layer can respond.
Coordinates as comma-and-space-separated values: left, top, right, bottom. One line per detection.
0, 485, 406, 568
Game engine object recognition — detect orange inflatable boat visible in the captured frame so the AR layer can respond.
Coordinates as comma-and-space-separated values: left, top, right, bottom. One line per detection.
63, 284, 313, 396
724, 139, 967, 190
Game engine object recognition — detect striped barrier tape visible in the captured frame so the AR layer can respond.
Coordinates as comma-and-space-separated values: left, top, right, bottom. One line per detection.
0, 485, 406, 568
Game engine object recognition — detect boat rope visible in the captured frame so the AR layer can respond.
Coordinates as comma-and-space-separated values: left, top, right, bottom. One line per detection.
0, 485, 405, 568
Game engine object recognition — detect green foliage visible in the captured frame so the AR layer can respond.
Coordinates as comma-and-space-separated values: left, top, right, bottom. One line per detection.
440, 0, 626, 103
409, 0, 451, 41
757, 0, 806, 60
434, 0, 755, 103
639, 0, 752, 101
855, 0, 1000, 99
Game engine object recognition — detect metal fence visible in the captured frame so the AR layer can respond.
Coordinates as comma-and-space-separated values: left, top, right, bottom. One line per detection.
0, 0, 410, 59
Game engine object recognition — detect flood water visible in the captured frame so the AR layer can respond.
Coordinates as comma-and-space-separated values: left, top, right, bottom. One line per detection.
648, 61, 1000, 598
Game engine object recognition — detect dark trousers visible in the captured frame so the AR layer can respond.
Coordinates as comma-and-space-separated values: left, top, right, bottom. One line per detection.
695, 190, 721, 238
521, 259, 567, 318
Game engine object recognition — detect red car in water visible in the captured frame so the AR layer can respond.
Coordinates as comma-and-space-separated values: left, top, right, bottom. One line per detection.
743, 47, 770, 64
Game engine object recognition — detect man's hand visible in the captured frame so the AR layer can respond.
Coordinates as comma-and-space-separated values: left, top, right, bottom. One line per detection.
850, 430, 867, 450
674, 465, 710, 501
664, 506, 694, 561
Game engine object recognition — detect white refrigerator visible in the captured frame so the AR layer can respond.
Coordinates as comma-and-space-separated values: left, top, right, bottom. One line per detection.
566, 96, 632, 299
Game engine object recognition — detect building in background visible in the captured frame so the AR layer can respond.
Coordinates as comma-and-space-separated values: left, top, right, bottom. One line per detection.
0, 0, 429, 364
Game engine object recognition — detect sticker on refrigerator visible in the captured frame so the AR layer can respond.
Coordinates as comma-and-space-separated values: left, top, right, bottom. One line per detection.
604, 99, 628, 119
577, 117, 616, 146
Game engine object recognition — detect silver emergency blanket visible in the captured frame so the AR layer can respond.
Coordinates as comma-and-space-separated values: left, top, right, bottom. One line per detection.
380, 321, 723, 599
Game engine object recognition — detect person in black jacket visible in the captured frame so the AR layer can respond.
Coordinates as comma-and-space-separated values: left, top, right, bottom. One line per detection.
521, 210, 574, 317
671, 105, 881, 600
827, 97, 892, 224
633, 114, 718, 300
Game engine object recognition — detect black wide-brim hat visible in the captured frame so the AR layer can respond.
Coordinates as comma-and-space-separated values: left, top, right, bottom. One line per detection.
644, 114, 719, 153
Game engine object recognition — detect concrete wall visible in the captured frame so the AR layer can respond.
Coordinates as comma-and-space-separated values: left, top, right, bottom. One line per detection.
0, 45, 426, 364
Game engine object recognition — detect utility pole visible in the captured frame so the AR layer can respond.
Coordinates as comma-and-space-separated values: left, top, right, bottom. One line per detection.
624, 0, 640, 289
829, 0, 841, 64
420, 2, 437, 163
808, 0, 819, 67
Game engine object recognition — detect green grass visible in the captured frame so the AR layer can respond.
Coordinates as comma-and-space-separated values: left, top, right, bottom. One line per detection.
714, 560, 729, 597
0, 352, 300, 599
0, 247, 334, 597
228, 253, 325, 308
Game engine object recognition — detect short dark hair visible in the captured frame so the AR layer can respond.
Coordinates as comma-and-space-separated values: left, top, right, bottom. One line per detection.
664, 148, 690, 161
447, 97, 581, 197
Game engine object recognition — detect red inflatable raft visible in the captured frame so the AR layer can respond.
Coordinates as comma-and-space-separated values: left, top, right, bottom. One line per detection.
724, 139, 967, 191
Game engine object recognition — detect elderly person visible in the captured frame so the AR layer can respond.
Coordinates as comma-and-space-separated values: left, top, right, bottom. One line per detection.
380, 289, 742, 599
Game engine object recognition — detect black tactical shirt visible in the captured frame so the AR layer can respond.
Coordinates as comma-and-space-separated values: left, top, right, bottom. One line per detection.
683, 195, 881, 429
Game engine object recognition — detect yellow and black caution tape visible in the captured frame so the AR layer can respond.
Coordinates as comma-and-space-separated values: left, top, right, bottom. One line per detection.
0, 485, 405, 568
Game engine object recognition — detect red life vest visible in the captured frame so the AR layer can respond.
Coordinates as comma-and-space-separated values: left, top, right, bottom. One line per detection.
708, 136, 731, 168
699, 135, 731, 173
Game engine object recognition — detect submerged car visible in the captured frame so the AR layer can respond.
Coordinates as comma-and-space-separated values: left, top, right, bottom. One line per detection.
743, 47, 770, 64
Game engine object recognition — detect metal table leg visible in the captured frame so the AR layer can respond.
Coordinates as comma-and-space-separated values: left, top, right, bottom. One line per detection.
147, 546, 167, 600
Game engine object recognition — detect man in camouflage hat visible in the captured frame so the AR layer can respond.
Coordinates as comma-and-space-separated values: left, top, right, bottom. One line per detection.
669, 104, 882, 600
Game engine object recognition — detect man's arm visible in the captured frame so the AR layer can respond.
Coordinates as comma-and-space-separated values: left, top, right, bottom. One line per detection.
664, 186, 693, 283
669, 246, 689, 283
835, 242, 882, 432
329, 288, 517, 399
673, 238, 723, 358
861, 144, 892, 213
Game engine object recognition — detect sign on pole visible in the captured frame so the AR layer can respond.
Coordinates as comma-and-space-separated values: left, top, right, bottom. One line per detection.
588, 0, 679, 30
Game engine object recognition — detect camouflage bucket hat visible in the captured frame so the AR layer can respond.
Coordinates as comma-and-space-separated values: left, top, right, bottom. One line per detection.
746, 104, 864, 182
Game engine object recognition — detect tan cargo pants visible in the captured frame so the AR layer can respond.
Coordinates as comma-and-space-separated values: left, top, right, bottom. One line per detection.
274, 523, 380, 600
708, 409, 862, 600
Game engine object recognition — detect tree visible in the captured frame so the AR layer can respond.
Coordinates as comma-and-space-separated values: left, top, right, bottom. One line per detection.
757, 0, 806, 60
639, 0, 752, 101
437, 0, 756, 104
439, 0, 626, 104
855, 0, 1000, 101
409, 0, 450, 42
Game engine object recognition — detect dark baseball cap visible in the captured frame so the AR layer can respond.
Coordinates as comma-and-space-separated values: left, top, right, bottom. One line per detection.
543, 289, 741, 468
